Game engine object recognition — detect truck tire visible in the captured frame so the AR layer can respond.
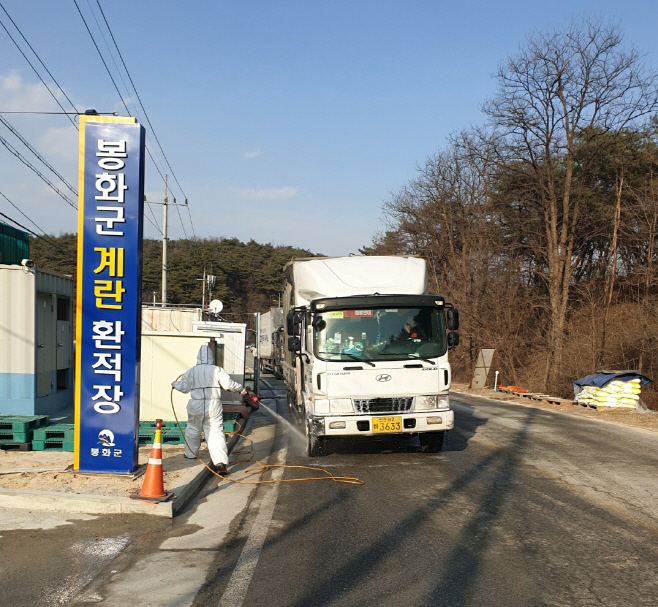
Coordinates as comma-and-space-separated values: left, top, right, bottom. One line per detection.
287, 390, 298, 421
307, 432, 319, 456
419, 431, 445, 453
306, 420, 325, 456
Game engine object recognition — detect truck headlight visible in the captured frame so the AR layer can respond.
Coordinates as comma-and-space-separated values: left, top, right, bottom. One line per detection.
415, 395, 450, 411
415, 395, 438, 411
313, 399, 353, 414
330, 398, 353, 414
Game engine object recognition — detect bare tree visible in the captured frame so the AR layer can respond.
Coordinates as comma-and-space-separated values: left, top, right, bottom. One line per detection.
483, 18, 658, 391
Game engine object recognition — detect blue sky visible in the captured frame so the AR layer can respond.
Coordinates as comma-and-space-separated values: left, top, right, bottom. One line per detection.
1, 1, 657, 257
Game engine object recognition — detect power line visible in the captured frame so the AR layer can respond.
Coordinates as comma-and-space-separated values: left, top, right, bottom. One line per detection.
0, 111, 102, 115
93, 0, 196, 241
75, 1, 193, 240
146, 203, 160, 233
95, 0, 190, 205
0, 133, 77, 209
73, 0, 131, 117
0, 188, 48, 234
0, 116, 77, 195
0, 209, 65, 252
186, 204, 197, 240
0, 4, 167, 238
73, 0, 193, 241
175, 203, 188, 240
0, 118, 164, 232
0, 2, 78, 128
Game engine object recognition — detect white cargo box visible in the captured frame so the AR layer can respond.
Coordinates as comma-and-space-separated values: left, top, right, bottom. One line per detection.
287, 256, 427, 307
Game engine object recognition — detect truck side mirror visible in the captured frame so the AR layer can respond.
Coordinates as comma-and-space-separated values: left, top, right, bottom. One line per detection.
447, 331, 460, 349
447, 308, 459, 331
287, 336, 301, 352
286, 311, 302, 336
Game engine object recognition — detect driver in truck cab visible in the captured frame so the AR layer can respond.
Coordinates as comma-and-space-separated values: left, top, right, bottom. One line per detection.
399, 315, 427, 341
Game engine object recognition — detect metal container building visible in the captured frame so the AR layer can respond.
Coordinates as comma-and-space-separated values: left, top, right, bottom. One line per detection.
0, 263, 74, 415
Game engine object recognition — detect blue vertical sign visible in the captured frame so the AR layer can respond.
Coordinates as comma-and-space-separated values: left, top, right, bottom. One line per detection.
74, 116, 145, 473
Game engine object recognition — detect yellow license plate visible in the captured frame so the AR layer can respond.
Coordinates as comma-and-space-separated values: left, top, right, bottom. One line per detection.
372, 416, 402, 433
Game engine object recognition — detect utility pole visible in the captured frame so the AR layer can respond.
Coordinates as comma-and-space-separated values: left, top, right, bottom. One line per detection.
144, 175, 187, 306
196, 267, 216, 318
162, 175, 168, 305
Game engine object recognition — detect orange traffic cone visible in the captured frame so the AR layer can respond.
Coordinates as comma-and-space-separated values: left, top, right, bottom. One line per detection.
130, 419, 172, 502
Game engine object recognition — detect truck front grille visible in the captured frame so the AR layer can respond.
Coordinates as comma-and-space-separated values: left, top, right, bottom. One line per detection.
354, 397, 413, 414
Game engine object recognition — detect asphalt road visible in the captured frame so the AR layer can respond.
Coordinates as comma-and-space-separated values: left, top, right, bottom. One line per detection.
193, 388, 658, 607
3, 385, 658, 606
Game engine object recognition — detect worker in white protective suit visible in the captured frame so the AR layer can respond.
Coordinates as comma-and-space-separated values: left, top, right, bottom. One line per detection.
172, 344, 247, 475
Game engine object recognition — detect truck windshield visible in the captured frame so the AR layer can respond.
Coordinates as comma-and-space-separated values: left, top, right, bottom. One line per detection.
313, 307, 447, 362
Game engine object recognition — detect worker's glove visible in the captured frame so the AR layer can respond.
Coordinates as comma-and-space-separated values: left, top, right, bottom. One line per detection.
243, 390, 260, 410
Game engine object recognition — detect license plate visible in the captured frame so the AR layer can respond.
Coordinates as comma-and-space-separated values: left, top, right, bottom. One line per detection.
372, 416, 402, 433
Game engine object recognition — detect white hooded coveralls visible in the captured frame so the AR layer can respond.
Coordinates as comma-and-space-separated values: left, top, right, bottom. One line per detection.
172, 345, 244, 465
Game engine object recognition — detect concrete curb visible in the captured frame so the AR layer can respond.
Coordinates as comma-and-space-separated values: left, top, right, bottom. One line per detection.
0, 415, 254, 518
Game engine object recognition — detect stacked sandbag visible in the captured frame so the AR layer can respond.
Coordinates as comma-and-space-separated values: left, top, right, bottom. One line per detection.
575, 378, 641, 409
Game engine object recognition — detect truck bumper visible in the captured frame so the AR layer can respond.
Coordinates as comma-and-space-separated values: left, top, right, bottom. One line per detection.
312, 409, 454, 438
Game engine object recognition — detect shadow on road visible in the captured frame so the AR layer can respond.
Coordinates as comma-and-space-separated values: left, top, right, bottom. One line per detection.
277, 406, 539, 607
444, 396, 488, 452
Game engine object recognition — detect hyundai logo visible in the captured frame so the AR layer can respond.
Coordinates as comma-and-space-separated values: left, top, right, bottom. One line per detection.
376, 374, 392, 382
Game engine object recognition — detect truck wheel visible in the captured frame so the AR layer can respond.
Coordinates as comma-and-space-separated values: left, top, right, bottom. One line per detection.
287, 391, 298, 421
419, 431, 444, 453
306, 421, 325, 456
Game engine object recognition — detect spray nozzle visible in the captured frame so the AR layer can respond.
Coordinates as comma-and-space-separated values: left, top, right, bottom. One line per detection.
242, 391, 260, 410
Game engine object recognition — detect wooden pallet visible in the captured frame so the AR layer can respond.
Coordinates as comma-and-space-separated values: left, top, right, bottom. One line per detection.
575, 402, 605, 410
513, 392, 577, 406
498, 388, 579, 408
543, 397, 576, 406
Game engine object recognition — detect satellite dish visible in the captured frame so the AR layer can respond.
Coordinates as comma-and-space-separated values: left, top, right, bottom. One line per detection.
208, 299, 223, 315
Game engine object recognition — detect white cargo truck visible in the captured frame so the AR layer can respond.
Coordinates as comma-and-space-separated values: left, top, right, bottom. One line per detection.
282, 256, 459, 455
257, 307, 284, 376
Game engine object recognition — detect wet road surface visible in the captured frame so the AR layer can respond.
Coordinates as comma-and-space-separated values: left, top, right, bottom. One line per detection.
0, 512, 172, 606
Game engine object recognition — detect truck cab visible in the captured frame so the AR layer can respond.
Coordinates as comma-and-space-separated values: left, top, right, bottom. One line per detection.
286, 293, 459, 455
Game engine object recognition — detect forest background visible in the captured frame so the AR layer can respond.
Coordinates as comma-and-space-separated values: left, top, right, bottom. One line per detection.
25, 19, 658, 409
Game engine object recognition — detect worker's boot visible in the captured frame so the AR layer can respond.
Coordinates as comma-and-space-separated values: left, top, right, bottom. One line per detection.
214, 463, 228, 476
